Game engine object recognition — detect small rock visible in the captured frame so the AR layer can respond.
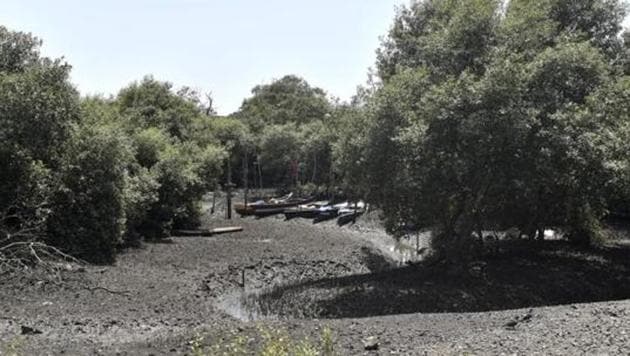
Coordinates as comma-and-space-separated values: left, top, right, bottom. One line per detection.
605, 310, 619, 318
21, 325, 42, 335
363, 336, 379, 351
504, 320, 518, 329
520, 309, 534, 322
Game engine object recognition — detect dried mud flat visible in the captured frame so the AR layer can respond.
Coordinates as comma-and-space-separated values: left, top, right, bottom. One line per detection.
2, 212, 630, 355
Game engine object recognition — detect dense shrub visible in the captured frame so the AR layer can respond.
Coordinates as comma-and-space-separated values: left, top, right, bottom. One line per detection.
138, 142, 224, 238
117, 76, 201, 140
0, 26, 78, 254
133, 127, 172, 168
0, 61, 79, 167
112, 78, 227, 239
122, 165, 160, 245
0, 147, 52, 237
47, 125, 131, 263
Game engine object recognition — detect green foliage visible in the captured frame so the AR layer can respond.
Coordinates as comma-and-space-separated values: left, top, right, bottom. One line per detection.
133, 127, 172, 168
498, 0, 558, 56
320, 327, 335, 356
300, 120, 334, 185
360, 0, 629, 255
79, 95, 120, 127
3, 0, 628, 266
209, 116, 251, 146
196, 144, 227, 188
117, 76, 202, 140
0, 26, 41, 72
500, 0, 626, 58
236, 75, 336, 189
526, 40, 609, 110
239, 75, 330, 132
330, 104, 370, 199
259, 124, 302, 187
583, 76, 630, 217
549, 0, 626, 56
376, 0, 500, 80
47, 125, 132, 263
0, 25, 78, 254
623, 31, 630, 75
0, 148, 52, 236
138, 142, 224, 238
122, 166, 159, 245
0, 55, 78, 167
113, 77, 226, 239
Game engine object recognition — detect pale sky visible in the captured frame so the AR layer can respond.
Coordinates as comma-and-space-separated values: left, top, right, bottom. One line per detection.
1, 0, 405, 114
2, 2, 629, 115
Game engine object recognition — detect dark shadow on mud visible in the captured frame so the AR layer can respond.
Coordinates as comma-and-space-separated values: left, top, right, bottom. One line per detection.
360, 246, 396, 273
249, 241, 630, 319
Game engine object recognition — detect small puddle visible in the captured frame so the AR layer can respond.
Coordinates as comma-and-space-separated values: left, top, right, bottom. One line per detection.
216, 290, 268, 322
362, 231, 432, 266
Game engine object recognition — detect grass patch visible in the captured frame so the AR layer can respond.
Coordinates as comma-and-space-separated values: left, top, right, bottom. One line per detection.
1, 337, 24, 356
190, 325, 336, 356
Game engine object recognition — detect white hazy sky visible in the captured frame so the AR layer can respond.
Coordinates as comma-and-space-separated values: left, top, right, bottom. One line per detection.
1, 0, 406, 114
2, 2, 629, 115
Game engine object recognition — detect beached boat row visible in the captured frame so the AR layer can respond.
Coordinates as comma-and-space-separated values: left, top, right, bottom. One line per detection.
234, 194, 365, 225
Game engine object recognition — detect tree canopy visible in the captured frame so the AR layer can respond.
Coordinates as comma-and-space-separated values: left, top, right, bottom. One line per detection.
238, 75, 331, 132
347, 0, 630, 259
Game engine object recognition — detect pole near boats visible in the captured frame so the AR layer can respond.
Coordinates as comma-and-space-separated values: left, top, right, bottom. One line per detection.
256, 154, 263, 189
226, 154, 233, 220
211, 185, 218, 215
243, 150, 249, 207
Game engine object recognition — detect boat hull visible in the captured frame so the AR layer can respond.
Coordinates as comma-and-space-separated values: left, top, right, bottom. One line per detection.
234, 197, 314, 216
284, 208, 319, 220
337, 210, 365, 226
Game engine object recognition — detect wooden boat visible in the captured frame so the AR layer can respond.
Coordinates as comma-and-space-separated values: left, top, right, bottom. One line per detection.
254, 207, 287, 217
311, 201, 331, 208
312, 206, 340, 223
284, 206, 319, 220
234, 196, 314, 216
234, 200, 265, 216
283, 201, 329, 220
268, 192, 293, 204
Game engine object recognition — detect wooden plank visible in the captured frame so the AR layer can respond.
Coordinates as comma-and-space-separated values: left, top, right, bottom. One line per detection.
172, 226, 243, 237
172, 230, 214, 237
211, 226, 244, 234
